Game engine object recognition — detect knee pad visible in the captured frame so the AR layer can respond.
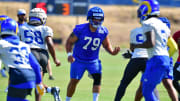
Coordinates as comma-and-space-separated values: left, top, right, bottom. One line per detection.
92, 73, 101, 85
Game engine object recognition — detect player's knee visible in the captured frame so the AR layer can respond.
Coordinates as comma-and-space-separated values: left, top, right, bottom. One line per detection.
92, 73, 101, 85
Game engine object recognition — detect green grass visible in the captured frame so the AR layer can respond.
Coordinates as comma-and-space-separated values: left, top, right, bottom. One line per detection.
0, 50, 176, 101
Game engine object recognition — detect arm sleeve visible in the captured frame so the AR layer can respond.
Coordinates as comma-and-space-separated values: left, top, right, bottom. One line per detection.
167, 37, 178, 57
73, 25, 80, 38
29, 53, 42, 84
44, 26, 53, 37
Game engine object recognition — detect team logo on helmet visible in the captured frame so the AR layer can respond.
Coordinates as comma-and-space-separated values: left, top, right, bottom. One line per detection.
137, 0, 160, 22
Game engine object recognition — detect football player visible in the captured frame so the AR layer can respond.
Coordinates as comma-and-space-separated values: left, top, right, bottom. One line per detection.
131, 0, 176, 100
17, 9, 27, 27
135, 17, 178, 101
172, 23, 180, 101
18, 8, 61, 101
0, 18, 43, 101
65, 6, 120, 101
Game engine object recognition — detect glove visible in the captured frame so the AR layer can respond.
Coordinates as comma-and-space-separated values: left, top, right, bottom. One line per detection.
122, 50, 132, 59
177, 65, 180, 72
36, 84, 45, 96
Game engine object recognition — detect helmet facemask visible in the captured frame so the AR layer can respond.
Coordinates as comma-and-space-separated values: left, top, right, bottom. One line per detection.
87, 7, 104, 29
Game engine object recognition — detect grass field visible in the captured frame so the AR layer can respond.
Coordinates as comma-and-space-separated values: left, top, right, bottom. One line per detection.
0, 49, 176, 101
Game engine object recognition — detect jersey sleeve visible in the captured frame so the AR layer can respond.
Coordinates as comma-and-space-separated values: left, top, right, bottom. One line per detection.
103, 26, 109, 38
44, 26, 53, 37
73, 25, 81, 38
130, 29, 135, 44
29, 53, 42, 84
142, 22, 154, 33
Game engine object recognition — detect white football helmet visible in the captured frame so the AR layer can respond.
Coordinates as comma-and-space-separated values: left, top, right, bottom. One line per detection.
29, 8, 47, 24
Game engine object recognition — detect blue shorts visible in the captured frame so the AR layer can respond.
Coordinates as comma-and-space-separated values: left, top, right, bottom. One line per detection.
141, 56, 170, 100
163, 57, 173, 80
70, 59, 102, 80
141, 56, 170, 85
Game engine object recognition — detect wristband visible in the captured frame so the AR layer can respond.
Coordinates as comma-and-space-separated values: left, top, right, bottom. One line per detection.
67, 52, 72, 57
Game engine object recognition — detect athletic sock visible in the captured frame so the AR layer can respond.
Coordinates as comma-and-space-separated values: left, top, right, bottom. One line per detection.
66, 96, 71, 101
46, 87, 52, 93
93, 93, 99, 101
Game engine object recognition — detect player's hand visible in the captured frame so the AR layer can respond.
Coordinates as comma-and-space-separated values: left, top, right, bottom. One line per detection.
112, 47, 120, 55
36, 83, 45, 96
68, 55, 75, 63
54, 59, 61, 66
122, 50, 132, 59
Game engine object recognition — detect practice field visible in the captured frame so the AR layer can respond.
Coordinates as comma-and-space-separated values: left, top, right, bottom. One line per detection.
0, 49, 175, 101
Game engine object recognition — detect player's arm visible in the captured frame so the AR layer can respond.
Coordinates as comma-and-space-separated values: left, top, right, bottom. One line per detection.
131, 31, 155, 49
167, 36, 178, 57
102, 36, 120, 55
65, 32, 78, 63
29, 53, 42, 84
46, 36, 61, 66
130, 43, 134, 52
29, 53, 45, 95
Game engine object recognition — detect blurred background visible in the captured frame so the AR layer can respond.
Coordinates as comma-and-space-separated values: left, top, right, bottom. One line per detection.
1, 0, 180, 48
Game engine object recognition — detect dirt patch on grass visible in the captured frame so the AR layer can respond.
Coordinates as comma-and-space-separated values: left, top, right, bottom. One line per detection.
1, 2, 180, 47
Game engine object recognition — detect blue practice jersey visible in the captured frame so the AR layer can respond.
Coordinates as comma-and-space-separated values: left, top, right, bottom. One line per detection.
73, 23, 108, 61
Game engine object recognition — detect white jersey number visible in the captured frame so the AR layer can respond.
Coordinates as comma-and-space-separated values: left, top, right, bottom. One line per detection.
83, 36, 100, 51
24, 30, 44, 45
9, 47, 29, 65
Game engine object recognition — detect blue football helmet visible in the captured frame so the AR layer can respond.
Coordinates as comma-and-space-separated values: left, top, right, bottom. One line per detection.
159, 17, 171, 29
0, 15, 9, 24
137, 0, 160, 22
0, 18, 18, 36
87, 6, 104, 28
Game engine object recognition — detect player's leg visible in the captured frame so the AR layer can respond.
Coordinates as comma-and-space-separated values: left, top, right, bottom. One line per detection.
162, 79, 178, 101
162, 58, 178, 101
135, 82, 160, 101
66, 60, 85, 101
87, 60, 102, 101
47, 59, 54, 80
114, 58, 146, 101
173, 62, 180, 100
7, 87, 32, 101
142, 56, 169, 101
91, 73, 101, 101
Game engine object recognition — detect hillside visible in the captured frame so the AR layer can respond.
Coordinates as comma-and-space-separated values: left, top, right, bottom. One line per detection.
1, 2, 180, 47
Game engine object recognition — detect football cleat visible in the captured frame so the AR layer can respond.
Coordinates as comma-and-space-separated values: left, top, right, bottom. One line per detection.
51, 87, 62, 101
